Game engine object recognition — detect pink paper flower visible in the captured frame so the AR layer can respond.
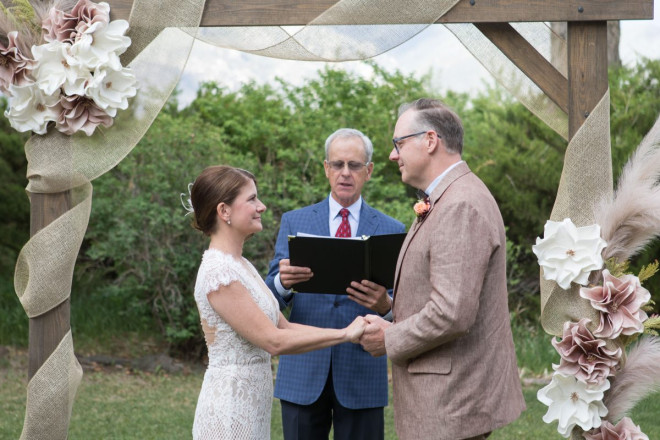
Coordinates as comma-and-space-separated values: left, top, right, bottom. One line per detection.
552, 318, 622, 386
43, 0, 110, 44
580, 269, 651, 339
413, 198, 430, 219
56, 94, 113, 136
0, 32, 34, 93
71, 0, 111, 37
42, 8, 78, 44
583, 417, 648, 440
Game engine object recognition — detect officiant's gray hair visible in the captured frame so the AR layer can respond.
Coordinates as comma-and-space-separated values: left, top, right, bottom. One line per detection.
324, 128, 374, 163
399, 98, 463, 155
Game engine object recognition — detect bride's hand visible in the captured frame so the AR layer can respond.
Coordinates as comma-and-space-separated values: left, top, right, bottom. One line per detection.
345, 316, 367, 343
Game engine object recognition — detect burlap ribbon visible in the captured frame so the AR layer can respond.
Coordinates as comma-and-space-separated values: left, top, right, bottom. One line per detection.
540, 90, 612, 337
15, 1, 206, 438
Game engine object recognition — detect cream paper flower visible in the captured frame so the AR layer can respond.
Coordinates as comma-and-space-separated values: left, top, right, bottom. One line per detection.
70, 19, 130, 70
31, 40, 89, 96
537, 372, 609, 438
85, 66, 137, 117
533, 218, 607, 290
5, 81, 61, 134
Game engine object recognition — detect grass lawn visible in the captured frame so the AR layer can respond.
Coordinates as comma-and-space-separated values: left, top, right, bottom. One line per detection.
2, 347, 659, 439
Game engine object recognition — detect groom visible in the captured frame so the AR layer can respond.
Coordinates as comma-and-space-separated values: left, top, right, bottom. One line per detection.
356, 99, 525, 440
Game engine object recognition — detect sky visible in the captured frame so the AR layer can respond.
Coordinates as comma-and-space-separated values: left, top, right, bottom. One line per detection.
177, 1, 660, 107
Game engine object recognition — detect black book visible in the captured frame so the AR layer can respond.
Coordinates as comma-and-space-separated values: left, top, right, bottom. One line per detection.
287, 232, 407, 295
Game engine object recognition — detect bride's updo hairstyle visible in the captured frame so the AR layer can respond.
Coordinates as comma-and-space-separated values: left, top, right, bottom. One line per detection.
190, 165, 257, 236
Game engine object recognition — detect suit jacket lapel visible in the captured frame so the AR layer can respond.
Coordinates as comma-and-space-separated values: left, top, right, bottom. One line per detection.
392, 162, 472, 305
356, 201, 378, 236
311, 198, 331, 236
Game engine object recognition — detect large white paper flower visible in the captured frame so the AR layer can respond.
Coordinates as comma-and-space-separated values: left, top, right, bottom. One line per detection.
537, 372, 609, 438
5, 81, 61, 134
532, 218, 607, 290
31, 40, 89, 96
85, 66, 137, 116
70, 19, 130, 70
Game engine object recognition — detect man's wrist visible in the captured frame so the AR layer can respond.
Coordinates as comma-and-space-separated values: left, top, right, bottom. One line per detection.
275, 273, 293, 300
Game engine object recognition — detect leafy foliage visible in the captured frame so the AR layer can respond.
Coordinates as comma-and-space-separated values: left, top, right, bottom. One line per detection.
2, 59, 660, 354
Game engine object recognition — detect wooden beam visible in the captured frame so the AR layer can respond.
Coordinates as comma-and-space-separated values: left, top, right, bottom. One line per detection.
475, 23, 568, 114
27, 191, 72, 380
567, 21, 608, 139
107, 0, 654, 26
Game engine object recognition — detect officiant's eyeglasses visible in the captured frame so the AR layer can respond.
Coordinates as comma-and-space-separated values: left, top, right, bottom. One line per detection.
326, 160, 371, 172
392, 130, 439, 153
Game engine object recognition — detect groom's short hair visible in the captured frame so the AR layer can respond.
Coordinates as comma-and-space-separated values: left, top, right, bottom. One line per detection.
398, 99, 463, 155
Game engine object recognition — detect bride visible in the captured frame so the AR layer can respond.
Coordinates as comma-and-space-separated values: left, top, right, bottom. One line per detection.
185, 165, 366, 439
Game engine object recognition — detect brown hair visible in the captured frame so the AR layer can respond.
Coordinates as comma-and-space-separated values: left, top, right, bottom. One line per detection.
398, 98, 464, 155
189, 165, 257, 236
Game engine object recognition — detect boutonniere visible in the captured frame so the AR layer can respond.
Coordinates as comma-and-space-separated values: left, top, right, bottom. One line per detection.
413, 197, 431, 220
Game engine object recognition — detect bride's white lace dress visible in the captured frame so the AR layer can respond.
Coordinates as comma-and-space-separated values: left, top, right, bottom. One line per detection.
192, 249, 279, 440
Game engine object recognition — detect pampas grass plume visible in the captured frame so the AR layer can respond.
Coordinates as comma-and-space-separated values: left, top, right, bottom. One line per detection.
604, 336, 660, 423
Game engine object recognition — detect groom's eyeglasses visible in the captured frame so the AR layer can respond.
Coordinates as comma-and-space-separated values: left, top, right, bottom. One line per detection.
326, 160, 371, 172
392, 130, 440, 154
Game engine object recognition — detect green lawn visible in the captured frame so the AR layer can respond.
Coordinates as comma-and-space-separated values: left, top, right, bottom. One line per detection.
2, 352, 659, 439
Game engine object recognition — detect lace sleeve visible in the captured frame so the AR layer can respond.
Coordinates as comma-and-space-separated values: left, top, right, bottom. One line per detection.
196, 250, 246, 299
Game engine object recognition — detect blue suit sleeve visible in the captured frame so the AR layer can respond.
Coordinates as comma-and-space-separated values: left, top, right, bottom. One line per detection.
265, 212, 293, 310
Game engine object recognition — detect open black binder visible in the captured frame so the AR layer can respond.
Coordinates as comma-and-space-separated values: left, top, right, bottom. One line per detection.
287, 233, 407, 294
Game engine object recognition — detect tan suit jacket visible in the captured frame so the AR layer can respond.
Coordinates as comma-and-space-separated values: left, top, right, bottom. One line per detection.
385, 162, 525, 440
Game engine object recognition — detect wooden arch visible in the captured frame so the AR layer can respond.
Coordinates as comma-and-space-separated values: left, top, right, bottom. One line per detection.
27, 0, 654, 417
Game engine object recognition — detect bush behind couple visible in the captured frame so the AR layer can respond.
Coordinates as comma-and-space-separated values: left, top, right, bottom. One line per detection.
187, 98, 525, 440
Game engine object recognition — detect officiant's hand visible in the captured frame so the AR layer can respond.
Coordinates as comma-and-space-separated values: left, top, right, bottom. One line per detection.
360, 315, 390, 357
347, 280, 391, 315
279, 259, 313, 289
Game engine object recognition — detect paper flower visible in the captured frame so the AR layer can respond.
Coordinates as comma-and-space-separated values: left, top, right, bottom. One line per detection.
533, 218, 607, 290
583, 417, 649, 440
537, 372, 609, 438
580, 270, 651, 339
413, 198, 430, 219
42, 0, 111, 44
3, 0, 135, 136
56, 94, 113, 136
42, 7, 78, 44
31, 41, 89, 96
71, 0, 111, 36
5, 82, 61, 135
70, 18, 130, 70
85, 67, 137, 117
0, 31, 34, 92
552, 318, 622, 385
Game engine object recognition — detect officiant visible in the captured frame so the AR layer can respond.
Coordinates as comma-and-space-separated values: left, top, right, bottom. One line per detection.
265, 128, 405, 440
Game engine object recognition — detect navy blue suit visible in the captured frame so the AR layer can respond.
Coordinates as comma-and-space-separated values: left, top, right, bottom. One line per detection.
266, 197, 405, 417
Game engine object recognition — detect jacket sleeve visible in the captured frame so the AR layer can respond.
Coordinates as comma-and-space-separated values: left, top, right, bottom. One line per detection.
265, 212, 294, 310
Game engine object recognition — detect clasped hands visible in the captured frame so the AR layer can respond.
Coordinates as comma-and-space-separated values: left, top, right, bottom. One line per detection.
280, 259, 391, 356
345, 315, 389, 357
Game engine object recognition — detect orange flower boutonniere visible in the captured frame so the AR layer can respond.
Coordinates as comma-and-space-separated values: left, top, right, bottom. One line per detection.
413, 198, 431, 220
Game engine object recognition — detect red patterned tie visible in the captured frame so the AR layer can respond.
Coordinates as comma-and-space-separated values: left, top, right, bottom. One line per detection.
335, 208, 351, 237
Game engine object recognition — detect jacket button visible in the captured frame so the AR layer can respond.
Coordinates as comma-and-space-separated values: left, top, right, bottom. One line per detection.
333, 302, 339, 307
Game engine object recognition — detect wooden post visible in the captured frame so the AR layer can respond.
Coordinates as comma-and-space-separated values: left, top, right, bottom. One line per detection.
27, 191, 72, 380
567, 21, 609, 139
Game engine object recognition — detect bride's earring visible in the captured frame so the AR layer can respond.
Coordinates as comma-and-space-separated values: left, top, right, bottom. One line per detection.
226, 219, 231, 225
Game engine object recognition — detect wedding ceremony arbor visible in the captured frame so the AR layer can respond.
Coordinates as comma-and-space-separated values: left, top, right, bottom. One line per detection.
16, 0, 654, 438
